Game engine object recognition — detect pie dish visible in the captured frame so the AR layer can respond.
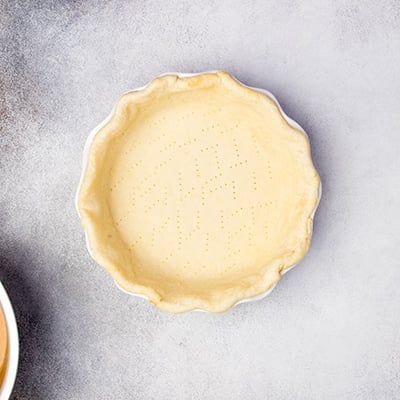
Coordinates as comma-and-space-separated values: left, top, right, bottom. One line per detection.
77, 71, 320, 313
0, 282, 18, 399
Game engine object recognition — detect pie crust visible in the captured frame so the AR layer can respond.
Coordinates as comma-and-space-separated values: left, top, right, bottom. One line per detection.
77, 71, 320, 313
0, 306, 7, 387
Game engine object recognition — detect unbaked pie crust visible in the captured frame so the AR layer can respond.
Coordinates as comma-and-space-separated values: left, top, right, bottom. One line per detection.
77, 71, 320, 313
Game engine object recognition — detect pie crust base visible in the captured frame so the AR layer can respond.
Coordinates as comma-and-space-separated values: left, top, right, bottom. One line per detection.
78, 72, 320, 313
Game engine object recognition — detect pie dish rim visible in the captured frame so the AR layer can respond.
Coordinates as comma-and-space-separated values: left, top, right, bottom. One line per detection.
75, 71, 322, 313
0, 281, 19, 399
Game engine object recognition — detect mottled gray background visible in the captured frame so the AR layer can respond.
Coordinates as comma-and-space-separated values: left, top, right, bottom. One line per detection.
1, 0, 400, 399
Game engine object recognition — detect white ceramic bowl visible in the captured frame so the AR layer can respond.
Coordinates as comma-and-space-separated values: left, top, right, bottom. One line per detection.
76, 71, 321, 313
0, 282, 19, 400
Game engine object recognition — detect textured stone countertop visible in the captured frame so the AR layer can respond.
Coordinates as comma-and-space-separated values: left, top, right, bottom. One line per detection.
1, 1, 400, 399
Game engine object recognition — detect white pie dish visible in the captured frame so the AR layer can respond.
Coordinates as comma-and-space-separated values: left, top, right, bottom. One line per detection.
0, 281, 19, 399
76, 71, 321, 313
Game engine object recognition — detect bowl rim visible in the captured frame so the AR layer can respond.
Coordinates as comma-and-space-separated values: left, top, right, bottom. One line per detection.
76, 71, 322, 313
0, 281, 19, 399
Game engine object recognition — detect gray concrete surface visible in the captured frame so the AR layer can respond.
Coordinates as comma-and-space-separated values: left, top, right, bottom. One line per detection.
1, 1, 400, 399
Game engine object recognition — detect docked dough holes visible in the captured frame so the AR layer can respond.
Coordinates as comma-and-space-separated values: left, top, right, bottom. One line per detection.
77, 72, 320, 313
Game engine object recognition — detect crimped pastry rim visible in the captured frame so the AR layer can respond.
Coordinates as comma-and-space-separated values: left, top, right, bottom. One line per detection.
76, 71, 321, 313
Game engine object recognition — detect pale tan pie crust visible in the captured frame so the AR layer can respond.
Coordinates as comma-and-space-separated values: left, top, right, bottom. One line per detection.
77, 71, 320, 313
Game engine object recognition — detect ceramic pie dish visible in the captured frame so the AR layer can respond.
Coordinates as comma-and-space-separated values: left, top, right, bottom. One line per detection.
77, 71, 320, 313
0, 282, 19, 399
